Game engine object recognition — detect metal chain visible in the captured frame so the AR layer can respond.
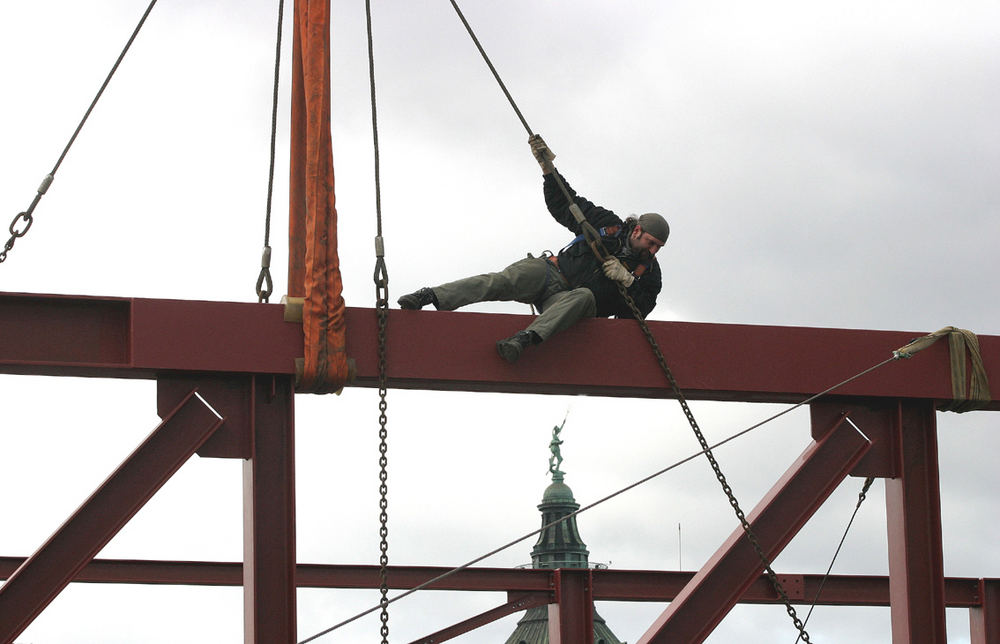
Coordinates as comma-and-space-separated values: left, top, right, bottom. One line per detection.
298, 355, 900, 643
2, 0, 159, 266
1, 204, 40, 264
256, 0, 286, 303
615, 283, 815, 642
427, 3, 811, 639
375, 290, 390, 643
366, 0, 391, 640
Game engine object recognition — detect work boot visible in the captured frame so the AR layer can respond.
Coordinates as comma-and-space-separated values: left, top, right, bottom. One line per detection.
496, 330, 540, 364
398, 287, 437, 310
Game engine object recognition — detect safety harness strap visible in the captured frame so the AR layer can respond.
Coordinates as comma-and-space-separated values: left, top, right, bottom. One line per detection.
560, 222, 650, 278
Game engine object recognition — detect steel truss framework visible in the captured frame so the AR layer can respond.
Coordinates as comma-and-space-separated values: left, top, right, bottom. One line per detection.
0, 292, 998, 643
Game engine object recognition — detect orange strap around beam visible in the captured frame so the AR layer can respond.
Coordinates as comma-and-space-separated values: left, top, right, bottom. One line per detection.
287, 0, 349, 393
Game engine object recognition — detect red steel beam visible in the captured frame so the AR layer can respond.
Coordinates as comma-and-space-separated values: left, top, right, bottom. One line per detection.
886, 399, 947, 644
0, 558, 987, 607
0, 292, 301, 379
243, 375, 297, 644
409, 592, 550, 644
551, 569, 594, 644
636, 413, 872, 644
348, 309, 1000, 405
971, 579, 1000, 644
2, 293, 998, 407
0, 389, 223, 644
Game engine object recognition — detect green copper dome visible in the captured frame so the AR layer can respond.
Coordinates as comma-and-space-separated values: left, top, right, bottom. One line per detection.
541, 480, 576, 504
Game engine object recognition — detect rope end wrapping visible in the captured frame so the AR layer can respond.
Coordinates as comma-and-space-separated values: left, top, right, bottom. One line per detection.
892, 326, 991, 412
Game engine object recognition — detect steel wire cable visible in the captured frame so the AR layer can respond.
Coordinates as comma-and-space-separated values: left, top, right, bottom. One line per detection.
297, 353, 898, 643
2, 0, 159, 265
442, 0, 828, 637
255, 0, 286, 303
793, 474, 877, 643
447, 0, 532, 136
365, 0, 392, 642
616, 285, 821, 640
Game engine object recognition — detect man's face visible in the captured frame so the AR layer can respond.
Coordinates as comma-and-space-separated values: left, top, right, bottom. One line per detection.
629, 225, 665, 259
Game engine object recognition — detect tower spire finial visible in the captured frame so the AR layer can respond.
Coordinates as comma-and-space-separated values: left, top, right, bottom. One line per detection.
547, 411, 568, 482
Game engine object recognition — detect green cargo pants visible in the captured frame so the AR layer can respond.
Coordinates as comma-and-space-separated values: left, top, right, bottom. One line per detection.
431, 256, 596, 341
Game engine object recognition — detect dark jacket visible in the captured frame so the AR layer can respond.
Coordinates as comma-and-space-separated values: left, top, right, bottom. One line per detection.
544, 172, 662, 319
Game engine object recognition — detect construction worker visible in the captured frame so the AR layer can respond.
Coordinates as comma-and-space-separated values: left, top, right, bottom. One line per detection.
398, 135, 667, 363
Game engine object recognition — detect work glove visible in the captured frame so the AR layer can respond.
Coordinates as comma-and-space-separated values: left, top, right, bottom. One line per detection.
602, 257, 634, 287
528, 134, 556, 173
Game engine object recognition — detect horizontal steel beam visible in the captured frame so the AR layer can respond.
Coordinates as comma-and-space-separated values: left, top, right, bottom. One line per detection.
2, 292, 997, 407
351, 310, 999, 406
0, 292, 301, 379
0, 558, 987, 608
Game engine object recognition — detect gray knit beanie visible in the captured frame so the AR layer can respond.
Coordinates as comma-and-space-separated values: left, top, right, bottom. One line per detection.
637, 212, 669, 242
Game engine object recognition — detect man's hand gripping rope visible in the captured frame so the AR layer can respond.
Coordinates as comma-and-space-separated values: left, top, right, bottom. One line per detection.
529, 134, 626, 273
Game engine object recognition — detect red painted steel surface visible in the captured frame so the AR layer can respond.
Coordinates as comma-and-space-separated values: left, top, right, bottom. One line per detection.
637, 414, 871, 644
243, 375, 297, 644
3, 293, 1000, 408
0, 557, 988, 607
158, 375, 255, 459
885, 400, 947, 644
971, 579, 1000, 644
2, 291, 997, 643
811, 401, 900, 478
409, 592, 550, 644
347, 308, 1000, 406
0, 390, 222, 643
0, 292, 301, 378
551, 569, 594, 644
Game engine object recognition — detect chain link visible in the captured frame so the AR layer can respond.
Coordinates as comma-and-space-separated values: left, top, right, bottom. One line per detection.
0, 211, 33, 264
615, 282, 815, 642
374, 255, 391, 644
4, 0, 159, 268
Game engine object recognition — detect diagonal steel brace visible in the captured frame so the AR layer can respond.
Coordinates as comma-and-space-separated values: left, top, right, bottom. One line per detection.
409, 591, 551, 644
0, 389, 223, 644
637, 412, 872, 644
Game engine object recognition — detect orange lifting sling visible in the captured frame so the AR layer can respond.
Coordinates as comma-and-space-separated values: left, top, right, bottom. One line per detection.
287, 0, 350, 394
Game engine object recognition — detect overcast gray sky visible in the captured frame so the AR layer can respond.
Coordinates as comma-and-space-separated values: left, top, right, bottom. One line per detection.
2, 1, 998, 642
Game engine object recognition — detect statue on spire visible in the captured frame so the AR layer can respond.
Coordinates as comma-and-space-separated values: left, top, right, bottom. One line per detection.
548, 413, 567, 481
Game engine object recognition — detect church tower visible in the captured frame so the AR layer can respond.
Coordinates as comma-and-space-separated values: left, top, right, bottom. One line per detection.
503, 420, 625, 644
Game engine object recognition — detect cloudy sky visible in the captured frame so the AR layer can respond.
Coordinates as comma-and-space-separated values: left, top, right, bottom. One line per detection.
1, 0, 998, 642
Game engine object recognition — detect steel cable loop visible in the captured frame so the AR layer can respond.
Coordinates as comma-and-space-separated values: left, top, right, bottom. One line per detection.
256, 0, 286, 303
3, 0, 159, 266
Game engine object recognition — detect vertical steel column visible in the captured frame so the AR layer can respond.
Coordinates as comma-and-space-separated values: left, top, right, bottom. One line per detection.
548, 569, 594, 644
885, 400, 946, 644
971, 579, 1000, 644
0, 390, 222, 644
243, 375, 297, 644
